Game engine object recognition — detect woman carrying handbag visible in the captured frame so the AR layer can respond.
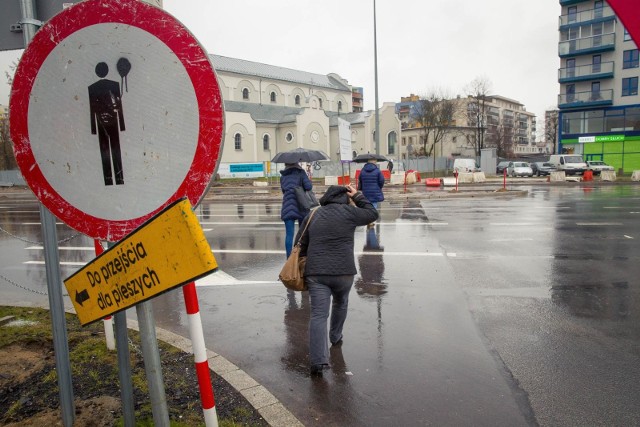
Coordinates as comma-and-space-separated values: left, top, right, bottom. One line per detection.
294, 185, 378, 376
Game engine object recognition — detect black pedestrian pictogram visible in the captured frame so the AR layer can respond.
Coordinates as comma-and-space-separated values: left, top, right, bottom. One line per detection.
88, 60, 129, 186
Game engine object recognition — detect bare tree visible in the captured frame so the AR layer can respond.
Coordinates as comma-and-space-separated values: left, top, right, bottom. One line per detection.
488, 118, 515, 159
465, 77, 492, 158
545, 109, 559, 155
410, 90, 462, 174
0, 116, 16, 171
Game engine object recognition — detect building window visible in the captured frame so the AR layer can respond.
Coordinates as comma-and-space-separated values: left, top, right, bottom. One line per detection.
285, 132, 294, 143
295, 95, 301, 106
567, 6, 577, 23
234, 133, 242, 150
242, 88, 249, 100
624, 28, 632, 42
594, 1, 603, 18
591, 81, 601, 100
622, 77, 638, 96
566, 58, 576, 77
592, 55, 601, 73
387, 131, 397, 155
566, 84, 575, 102
270, 92, 276, 103
319, 98, 323, 109
263, 134, 269, 150
623, 49, 639, 69
338, 101, 342, 112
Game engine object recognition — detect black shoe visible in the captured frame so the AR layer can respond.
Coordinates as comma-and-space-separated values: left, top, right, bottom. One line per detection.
331, 338, 343, 347
310, 364, 329, 376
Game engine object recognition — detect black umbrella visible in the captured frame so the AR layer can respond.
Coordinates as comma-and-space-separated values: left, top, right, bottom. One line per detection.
271, 148, 330, 163
353, 153, 389, 163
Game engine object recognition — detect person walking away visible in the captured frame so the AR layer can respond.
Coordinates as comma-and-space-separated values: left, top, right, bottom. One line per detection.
280, 162, 313, 258
358, 159, 385, 210
294, 185, 378, 376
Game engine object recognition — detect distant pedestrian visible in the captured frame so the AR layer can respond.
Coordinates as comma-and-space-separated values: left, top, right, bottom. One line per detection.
295, 185, 378, 376
387, 161, 394, 173
358, 159, 385, 211
280, 163, 313, 258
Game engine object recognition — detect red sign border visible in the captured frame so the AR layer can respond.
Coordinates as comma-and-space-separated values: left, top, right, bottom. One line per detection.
9, 0, 223, 241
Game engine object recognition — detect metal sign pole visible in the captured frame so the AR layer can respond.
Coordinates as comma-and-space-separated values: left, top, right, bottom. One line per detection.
39, 205, 75, 427
20, 2, 74, 425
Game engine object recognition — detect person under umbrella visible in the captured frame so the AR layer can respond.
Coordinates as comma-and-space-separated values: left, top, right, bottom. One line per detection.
358, 158, 385, 217
280, 162, 313, 258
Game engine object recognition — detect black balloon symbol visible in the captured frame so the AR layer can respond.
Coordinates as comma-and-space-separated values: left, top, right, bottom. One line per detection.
117, 58, 132, 93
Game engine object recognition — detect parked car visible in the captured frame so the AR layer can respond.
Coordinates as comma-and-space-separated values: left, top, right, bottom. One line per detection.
507, 161, 533, 177
453, 158, 480, 173
496, 161, 510, 175
531, 162, 557, 177
548, 154, 587, 175
586, 160, 614, 175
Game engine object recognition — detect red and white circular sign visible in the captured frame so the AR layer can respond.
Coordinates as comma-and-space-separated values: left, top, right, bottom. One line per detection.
10, 0, 224, 241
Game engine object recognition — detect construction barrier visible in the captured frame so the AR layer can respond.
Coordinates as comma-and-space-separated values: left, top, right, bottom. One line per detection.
472, 172, 486, 183
457, 172, 473, 183
425, 178, 442, 187
582, 170, 593, 181
600, 170, 616, 181
632, 171, 640, 181
550, 171, 566, 182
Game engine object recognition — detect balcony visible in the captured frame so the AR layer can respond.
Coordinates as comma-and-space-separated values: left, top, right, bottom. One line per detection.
559, 61, 614, 83
559, 5, 614, 28
560, 0, 590, 5
559, 33, 615, 57
558, 89, 613, 109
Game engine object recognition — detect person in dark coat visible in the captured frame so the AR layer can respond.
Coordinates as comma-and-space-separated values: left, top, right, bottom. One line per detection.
358, 159, 385, 209
280, 163, 313, 258
294, 185, 378, 376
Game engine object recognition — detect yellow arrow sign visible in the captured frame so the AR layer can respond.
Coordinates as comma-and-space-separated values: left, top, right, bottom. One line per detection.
65, 198, 217, 325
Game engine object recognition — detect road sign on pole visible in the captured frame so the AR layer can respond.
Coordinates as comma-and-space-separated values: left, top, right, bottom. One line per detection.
65, 198, 218, 326
9, 0, 224, 241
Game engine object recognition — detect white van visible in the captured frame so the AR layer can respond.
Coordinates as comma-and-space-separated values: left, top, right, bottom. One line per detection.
453, 158, 480, 173
548, 154, 588, 175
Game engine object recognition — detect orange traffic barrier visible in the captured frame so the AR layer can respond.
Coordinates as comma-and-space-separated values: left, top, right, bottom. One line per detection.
425, 178, 442, 187
583, 170, 593, 181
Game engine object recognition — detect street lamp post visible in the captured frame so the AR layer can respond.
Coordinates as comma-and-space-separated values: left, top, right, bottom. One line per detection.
373, 0, 380, 155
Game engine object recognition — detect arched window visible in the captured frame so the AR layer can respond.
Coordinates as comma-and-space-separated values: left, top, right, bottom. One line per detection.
263, 134, 270, 150
295, 95, 301, 106
387, 131, 397, 155
338, 101, 342, 112
242, 88, 249, 100
286, 132, 294, 143
319, 98, 323, 109
270, 92, 276, 103
234, 133, 242, 150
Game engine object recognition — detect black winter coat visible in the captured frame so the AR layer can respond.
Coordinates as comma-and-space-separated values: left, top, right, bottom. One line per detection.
295, 187, 378, 276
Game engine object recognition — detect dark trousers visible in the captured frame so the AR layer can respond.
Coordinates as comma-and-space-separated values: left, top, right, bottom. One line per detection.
98, 124, 123, 185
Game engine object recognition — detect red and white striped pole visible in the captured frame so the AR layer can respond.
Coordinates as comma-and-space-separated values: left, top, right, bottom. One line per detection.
182, 281, 218, 426
94, 239, 115, 350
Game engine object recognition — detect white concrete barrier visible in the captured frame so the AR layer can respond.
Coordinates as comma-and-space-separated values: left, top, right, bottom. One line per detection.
472, 172, 486, 183
457, 172, 474, 183
550, 171, 566, 182
632, 170, 640, 181
442, 177, 457, 187
600, 170, 616, 181
252, 181, 268, 187
405, 172, 417, 185
390, 173, 405, 185
324, 176, 339, 185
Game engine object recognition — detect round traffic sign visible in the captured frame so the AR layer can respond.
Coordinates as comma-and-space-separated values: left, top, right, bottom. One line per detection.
10, 0, 224, 241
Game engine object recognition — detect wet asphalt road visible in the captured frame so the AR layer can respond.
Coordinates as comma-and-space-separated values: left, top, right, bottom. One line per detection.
1, 183, 640, 426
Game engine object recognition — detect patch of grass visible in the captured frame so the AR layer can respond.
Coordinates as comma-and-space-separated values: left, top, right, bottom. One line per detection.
0, 306, 268, 426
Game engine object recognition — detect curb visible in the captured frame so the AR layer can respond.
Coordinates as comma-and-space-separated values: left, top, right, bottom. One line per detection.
126, 318, 303, 427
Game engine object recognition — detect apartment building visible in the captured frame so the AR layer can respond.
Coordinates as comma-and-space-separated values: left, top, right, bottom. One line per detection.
557, 0, 640, 172
397, 94, 538, 159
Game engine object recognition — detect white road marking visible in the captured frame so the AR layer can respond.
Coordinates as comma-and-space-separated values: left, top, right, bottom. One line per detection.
490, 223, 537, 226
624, 235, 634, 239
488, 238, 534, 242
576, 222, 623, 226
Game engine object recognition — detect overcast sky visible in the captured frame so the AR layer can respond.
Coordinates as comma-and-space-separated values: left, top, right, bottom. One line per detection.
0, 0, 560, 134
